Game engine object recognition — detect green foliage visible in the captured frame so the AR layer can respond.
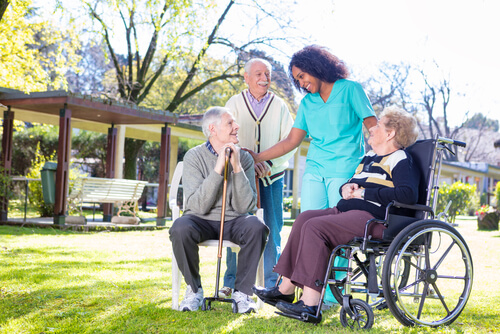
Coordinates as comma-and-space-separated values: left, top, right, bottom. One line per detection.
495, 182, 500, 208
177, 138, 204, 162
12, 123, 59, 175
26, 143, 55, 217
25, 143, 87, 217
0, 0, 80, 92
0, 166, 13, 210
463, 112, 499, 132
72, 130, 107, 177
283, 196, 293, 213
436, 181, 477, 223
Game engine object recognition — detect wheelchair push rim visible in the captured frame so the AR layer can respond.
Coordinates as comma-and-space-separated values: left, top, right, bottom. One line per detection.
382, 220, 473, 327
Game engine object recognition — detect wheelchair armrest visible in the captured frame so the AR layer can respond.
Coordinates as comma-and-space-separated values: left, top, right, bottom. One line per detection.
386, 201, 434, 219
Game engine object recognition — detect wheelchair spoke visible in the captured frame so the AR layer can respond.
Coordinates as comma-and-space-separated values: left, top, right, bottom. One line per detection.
431, 282, 451, 315
417, 282, 429, 319
402, 253, 422, 272
432, 239, 456, 271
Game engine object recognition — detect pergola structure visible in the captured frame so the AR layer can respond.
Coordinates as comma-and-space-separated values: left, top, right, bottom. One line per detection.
0, 88, 178, 225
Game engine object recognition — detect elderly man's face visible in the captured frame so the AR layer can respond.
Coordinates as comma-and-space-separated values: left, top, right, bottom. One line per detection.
213, 112, 240, 145
244, 61, 271, 99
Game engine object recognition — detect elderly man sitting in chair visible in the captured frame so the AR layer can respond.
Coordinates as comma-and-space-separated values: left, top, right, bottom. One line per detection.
169, 107, 269, 313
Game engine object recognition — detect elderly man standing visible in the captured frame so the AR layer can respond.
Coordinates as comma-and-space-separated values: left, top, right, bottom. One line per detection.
169, 107, 269, 313
220, 58, 296, 295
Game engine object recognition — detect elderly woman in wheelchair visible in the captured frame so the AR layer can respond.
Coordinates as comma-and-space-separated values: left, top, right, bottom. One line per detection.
254, 107, 473, 329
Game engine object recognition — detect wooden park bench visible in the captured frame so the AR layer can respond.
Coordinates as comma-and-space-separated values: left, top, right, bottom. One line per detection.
68, 177, 148, 224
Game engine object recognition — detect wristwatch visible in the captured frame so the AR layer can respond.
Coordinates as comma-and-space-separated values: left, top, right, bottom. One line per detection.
360, 189, 365, 199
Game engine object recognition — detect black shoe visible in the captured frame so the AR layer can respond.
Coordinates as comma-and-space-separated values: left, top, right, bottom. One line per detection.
252, 286, 295, 306
276, 300, 319, 318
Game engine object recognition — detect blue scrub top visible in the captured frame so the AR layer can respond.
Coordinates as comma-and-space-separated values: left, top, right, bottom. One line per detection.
293, 79, 375, 178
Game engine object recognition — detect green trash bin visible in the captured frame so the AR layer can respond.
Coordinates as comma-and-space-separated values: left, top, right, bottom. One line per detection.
41, 162, 57, 204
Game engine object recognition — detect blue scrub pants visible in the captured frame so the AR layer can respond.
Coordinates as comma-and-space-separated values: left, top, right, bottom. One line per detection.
224, 178, 284, 288
300, 172, 350, 304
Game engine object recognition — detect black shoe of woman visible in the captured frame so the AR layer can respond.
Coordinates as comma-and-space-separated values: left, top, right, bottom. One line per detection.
275, 300, 319, 318
252, 286, 295, 306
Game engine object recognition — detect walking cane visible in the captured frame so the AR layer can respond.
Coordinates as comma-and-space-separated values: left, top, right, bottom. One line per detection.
202, 147, 239, 313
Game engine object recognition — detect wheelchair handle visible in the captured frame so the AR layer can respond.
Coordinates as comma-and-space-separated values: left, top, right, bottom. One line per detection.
437, 136, 466, 148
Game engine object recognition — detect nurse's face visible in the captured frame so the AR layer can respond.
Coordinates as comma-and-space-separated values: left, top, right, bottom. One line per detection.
292, 66, 322, 94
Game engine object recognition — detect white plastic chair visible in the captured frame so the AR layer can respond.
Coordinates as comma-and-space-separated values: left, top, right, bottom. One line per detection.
169, 162, 264, 310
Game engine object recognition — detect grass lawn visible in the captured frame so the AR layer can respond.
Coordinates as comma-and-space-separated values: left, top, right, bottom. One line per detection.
0, 216, 499, 333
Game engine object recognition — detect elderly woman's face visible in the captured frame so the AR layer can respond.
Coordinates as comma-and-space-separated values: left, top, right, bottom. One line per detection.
368, 116, 390, 149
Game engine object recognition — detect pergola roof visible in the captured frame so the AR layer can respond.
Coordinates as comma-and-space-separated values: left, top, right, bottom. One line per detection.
0, 88, 178, 126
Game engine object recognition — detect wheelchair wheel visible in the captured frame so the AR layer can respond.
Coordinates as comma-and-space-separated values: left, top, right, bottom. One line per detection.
339, 299, 374, 329
382, 219, 473, 327
329, 246, 410, 309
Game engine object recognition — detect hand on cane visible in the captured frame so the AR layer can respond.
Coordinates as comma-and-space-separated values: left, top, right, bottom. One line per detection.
214, 143, 242, 175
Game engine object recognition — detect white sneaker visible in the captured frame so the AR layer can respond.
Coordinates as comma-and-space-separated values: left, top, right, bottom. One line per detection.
232, 290, 257, 314
179, 286, 203, 311
218, 286, 233, 298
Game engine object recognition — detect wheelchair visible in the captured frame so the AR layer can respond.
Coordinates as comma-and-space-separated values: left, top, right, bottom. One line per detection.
283, 137, 473, 329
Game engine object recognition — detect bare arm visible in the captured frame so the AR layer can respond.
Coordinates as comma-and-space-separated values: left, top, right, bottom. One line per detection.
248, 127, 306, 163
363, 116, 378, 131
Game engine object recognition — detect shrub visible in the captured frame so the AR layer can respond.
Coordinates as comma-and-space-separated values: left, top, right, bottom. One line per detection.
283, 196, 300, 213
0, 166, 13, 212
436, 181, 477, 224
26, 143, 87, 217
495, 182, 500, 208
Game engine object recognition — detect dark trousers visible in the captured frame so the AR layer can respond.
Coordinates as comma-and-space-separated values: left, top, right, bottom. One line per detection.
169, 214, 269, 296
274, 208, 383, 292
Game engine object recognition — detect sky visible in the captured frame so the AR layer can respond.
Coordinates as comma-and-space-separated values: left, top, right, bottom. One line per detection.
289, 0, 500, 127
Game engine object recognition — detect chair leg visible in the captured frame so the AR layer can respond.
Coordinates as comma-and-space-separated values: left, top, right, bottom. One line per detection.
171, 252, 182, 310
256, 253, 265, 309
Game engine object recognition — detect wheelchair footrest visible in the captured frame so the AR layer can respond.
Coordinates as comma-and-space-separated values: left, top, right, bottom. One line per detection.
275, 311, 322, 324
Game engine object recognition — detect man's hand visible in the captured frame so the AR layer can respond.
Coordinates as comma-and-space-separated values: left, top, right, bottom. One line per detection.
341, 183, 359, 200
254, 162, 270, 178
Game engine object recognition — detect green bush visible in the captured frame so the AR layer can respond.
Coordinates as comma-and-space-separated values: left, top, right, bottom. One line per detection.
495, 182, 500, 208
283, 196, 293, 212
436, 181, 477, 224
283, 196, 300, 213
0, 166, 13, 211
26, 143, 87, 217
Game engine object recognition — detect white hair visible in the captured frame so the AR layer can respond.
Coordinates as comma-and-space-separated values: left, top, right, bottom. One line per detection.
244, 58, 272, 75
201, 107, 231, 139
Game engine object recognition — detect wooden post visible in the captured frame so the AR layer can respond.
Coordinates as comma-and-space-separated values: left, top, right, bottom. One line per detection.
157, 125, 171, 226
1, 108, 14, 221
54, 107, 71, 225
103, 125, 117, 222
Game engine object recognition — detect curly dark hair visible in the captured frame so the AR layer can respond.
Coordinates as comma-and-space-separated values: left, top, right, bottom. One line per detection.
288, 45, 350, 93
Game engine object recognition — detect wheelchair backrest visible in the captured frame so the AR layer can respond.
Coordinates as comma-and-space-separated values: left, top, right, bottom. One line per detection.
404, 139, 437, 216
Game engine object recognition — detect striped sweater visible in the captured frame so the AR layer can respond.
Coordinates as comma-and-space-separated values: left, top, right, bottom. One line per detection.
336, 149, 419, 219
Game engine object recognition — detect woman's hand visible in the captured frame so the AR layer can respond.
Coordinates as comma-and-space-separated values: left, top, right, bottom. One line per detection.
341, 183, 359, 199
242, 148, 261, 163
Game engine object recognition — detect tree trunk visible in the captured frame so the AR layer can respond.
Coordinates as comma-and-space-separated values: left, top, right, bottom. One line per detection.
123, 138, 145, 180
0, 0, 9, 22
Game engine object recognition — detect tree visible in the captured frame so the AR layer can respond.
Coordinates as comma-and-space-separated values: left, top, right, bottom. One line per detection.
0, 0, 80, 92
66, 41, 115, 95
74, 0, 300, 179
0, 0, 9, 21
12, 124, 59, 175
72, 130, 108, 177
463, 113, 499, 132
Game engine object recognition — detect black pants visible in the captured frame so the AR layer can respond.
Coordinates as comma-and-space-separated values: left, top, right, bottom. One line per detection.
169, 214, 269, 296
